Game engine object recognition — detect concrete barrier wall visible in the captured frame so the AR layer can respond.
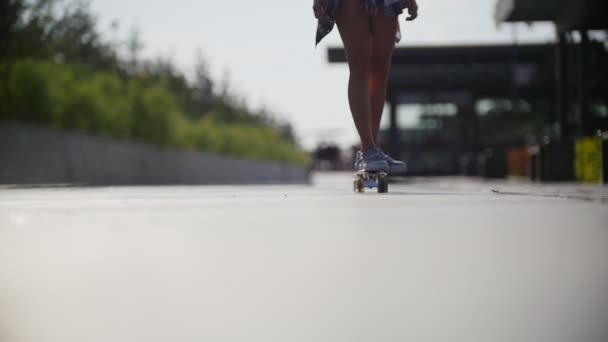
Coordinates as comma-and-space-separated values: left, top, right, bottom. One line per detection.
0, 123, 311, 185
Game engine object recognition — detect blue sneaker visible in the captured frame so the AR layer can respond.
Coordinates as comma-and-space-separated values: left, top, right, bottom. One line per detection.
379, 149, 407, 174
358, 148, 389, 172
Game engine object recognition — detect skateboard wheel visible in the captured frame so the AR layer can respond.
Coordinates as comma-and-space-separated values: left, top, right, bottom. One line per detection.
377, 177, 388, 193
354, 179, 365, 193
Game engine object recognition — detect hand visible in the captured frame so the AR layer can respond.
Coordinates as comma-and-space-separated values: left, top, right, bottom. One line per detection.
313, 0, 331, 21
404, 0, 418, 21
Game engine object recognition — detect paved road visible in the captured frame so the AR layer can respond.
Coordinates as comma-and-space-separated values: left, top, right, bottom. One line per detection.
1, 173, 607, 342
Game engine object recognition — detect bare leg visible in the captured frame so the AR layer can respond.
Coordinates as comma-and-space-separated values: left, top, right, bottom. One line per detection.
369, 12, 397, 143
336, 0, 374, 151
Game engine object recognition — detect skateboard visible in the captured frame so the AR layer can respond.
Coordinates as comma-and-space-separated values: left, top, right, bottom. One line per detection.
353, 171, 388, 193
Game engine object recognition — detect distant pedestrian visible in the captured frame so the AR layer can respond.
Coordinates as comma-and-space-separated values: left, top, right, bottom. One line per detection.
313, 0, 418, 174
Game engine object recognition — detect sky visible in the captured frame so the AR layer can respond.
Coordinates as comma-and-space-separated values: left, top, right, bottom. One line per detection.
89, 0, 556, 150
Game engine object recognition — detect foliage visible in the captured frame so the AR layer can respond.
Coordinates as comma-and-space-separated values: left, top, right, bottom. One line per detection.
0, 0, 308, 165
0, 58, 309, 164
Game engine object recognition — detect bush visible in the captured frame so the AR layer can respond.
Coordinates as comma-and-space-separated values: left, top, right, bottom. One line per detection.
0, 59, 309, 166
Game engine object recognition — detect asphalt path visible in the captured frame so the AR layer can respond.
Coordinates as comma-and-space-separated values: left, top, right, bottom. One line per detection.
1, 173, 607, 342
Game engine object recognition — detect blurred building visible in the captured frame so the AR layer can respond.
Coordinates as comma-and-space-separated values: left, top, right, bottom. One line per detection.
496, 0, 608, 182
327, 0, 608, 180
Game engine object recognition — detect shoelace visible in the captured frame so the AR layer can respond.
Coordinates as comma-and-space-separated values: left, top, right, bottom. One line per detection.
354, 151, 363, 168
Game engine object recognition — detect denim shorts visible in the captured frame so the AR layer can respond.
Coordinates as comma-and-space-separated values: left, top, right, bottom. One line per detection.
315, 0, 406, 45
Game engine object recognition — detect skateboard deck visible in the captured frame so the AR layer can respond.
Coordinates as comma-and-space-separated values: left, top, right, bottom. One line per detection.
353, 171, 388, 193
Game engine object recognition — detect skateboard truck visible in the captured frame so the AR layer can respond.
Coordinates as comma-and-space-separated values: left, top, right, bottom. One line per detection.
353, 171, 388, 193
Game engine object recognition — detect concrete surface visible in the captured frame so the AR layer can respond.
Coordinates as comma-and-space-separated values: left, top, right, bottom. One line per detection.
1, 173, 607, 342
0, 123, 310, 185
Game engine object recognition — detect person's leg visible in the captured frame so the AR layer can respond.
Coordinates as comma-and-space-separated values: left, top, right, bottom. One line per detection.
369, 13, 407, 173
335, 0, 374, 151
369, 12, 398, 142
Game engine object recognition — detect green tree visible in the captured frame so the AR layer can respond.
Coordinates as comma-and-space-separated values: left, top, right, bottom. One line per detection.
0, 0, 309, 166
